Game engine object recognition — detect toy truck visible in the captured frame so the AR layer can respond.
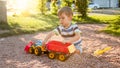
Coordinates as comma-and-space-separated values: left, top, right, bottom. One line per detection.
34, 45, 48, 56
28, 40, 41, 54
46, 40, 76, 61
24, 40, 48, 55
29, 40, 48, 56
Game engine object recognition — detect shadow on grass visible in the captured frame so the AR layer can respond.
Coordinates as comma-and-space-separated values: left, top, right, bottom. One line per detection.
73, 16, 105, 24
102, 28, 120, 36
0, 14, 59, 38
31, 14, 59, 27
102, 16, 120, 36
0, 22, 11, 29
0, 22, 35, 38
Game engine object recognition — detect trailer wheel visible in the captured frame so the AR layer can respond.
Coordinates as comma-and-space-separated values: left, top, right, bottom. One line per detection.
58, 54, 66, 61
29, 47, 34, 54
34, 47, 42, 56
48, 52, 55, 59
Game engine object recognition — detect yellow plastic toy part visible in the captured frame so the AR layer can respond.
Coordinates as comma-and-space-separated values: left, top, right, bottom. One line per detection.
48, 52, 56, 59
29, 45, 35, 54
34, 47, 42, 56
103, 46, 112, 52
94, 46, 112, 56
58, 54, 66, 61
41, 46, 46, 52
68, 44, 76, 53
29, 47, 34, 54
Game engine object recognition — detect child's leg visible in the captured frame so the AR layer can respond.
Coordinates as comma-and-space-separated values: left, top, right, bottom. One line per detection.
75, 44, 82, 54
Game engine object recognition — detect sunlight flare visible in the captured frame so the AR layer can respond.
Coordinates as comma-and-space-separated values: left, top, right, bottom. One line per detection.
7, 0, 38, 15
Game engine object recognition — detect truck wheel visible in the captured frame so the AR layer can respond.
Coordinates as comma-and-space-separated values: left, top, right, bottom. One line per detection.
34, 47, 42, 56
29, 47, 34, 54
58, 54, 66, 61
48, 52, 55, 59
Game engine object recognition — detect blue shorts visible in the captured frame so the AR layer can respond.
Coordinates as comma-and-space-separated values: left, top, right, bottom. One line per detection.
74, 43, 82, 53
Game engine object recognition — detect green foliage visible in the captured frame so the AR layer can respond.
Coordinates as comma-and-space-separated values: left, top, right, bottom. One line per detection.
75, 0, 88, 18
60, 0, 73, 7
37, 0, 47, 14
50, 0, 58, 15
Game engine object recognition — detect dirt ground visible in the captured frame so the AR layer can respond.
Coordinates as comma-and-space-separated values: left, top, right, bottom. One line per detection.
0, 24, 120, 68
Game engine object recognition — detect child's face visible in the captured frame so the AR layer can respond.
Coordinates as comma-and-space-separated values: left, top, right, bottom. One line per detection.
58, 13, 72, 28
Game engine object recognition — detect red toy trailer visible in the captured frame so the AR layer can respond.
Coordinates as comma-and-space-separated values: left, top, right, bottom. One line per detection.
46, 40, 76, 61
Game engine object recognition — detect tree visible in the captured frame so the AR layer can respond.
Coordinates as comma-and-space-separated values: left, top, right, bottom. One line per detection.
0, 1, 7, 24
118, 0, 120, 7
50, 0, 58, 14
75, 0, 88, 18
37, 0, 47, 14
60, 0, 73, 7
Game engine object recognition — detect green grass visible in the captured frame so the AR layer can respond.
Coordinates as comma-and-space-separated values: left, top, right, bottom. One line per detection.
8, 14, 58, 31
102, 24, 120, 36
102, 16, 120, 36
73, 13, 120, 36
73, 13, 118, 24
0, 14, 59, 37
0, 13, 120, 37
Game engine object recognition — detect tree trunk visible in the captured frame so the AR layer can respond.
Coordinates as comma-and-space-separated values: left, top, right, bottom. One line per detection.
0, 1, 7, 23
75, 0, 88, 18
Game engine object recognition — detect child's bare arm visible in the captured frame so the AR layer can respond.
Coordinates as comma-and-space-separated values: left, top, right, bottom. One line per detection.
42, 31, 55, 46
64, 32, 81, 43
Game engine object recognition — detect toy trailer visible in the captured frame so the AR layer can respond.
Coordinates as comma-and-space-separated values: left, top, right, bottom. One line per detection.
46, 40, 76, 61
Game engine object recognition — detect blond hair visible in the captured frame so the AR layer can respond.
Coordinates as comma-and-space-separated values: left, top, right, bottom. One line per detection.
57, 6, 73, 17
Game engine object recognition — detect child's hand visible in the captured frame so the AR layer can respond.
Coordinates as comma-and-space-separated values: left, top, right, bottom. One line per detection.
42, 45, 46, 50
62, 40, 69, 44
42, 41, 46, 49
62, 40, 66, 44
42, 41, 45, 46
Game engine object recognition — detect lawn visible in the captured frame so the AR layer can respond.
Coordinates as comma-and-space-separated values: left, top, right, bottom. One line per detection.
0, 13, 120, 37
73, 13, 118, 24
0, 14, 59, 37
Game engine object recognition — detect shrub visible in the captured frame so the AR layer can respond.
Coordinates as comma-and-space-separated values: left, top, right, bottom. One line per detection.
60, 0, 73, 7
37, 0, 47, 14
75, 0, 88, 18
50, 0, 58, 15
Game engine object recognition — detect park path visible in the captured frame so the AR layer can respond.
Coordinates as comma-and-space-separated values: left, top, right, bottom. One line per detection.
0, 24, 120, 68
